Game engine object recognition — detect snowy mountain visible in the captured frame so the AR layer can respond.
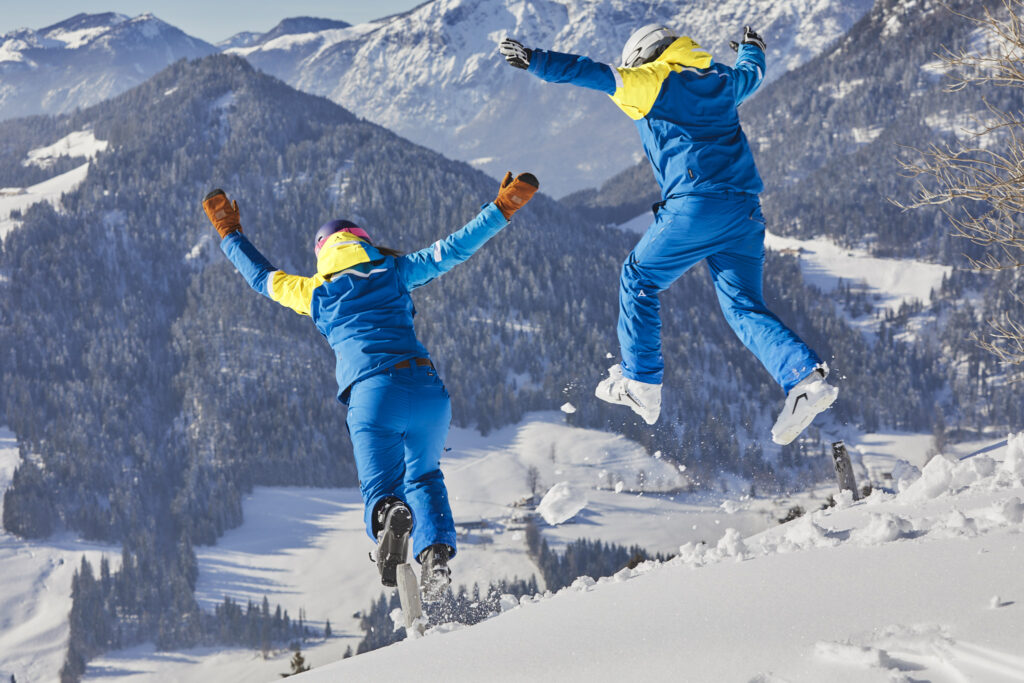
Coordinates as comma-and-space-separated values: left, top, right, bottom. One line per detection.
0, 13, 214, 120
0, 2, 874, 195
217, 17, 352, 51
229, 0, 875, 196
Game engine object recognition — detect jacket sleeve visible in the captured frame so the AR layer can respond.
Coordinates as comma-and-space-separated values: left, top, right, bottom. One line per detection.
220, 232, 314, 316
396, 202, 509, 291
526, 49, 618, 95
527, 48, 666, 121
732, 44, 766, 106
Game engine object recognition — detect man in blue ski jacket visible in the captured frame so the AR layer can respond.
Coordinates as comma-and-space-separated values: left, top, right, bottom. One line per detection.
202, 172, 538, 600
500, 25, 837, 445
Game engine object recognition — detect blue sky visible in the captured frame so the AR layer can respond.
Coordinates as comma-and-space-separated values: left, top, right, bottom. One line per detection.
0, 1, 424, 43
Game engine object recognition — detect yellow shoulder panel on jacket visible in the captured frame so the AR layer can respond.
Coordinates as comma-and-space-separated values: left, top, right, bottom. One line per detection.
610, 62, 672, 120
268, 271, 322, 317
609, 35, 713, 120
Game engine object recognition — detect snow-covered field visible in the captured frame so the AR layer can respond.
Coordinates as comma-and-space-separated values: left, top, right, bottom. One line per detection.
82, 413, 780, 681
0, 428, 120, 683
762, 231, 951, 314
62, 411, 1020, 682
305, 434, 1024, 683
23, 130, 107, 169
0, 129, 107, 239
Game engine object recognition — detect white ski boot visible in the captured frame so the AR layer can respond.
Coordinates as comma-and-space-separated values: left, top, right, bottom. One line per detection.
595, 365, 662, 425
771, 366, 839, 445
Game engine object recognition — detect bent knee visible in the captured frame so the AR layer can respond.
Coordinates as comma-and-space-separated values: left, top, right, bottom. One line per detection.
620, 258, 656, 294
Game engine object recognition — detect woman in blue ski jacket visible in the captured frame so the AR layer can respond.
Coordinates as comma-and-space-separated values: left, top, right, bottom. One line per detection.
202, 172, 538, 600
500, 26, 837, 445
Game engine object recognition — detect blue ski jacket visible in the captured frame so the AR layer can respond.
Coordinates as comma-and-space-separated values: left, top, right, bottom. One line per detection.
221, 202, 509, 403
527, 37, 765, 199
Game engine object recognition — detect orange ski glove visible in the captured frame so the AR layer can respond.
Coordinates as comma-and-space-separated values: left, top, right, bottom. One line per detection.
493, 172, 539, 220
202, 188, 242, 239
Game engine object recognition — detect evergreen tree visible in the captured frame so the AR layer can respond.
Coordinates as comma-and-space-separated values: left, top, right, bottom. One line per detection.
280, 649, 311, 677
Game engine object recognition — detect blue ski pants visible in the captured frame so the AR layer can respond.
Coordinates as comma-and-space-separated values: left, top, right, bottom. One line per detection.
346, 362, 457, 561
618, 193, 821, 394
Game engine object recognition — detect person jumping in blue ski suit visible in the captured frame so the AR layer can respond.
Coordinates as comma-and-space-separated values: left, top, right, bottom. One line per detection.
500, 25, 837, 445
202, 172, 538, 600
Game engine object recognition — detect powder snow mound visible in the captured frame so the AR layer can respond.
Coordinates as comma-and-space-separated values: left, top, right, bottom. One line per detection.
899, 446, 1023, 503
536, 481, 587, 525
1005, 431, 1024, 476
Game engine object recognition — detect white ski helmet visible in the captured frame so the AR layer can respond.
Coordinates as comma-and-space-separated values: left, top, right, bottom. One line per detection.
620, 24, 677, 68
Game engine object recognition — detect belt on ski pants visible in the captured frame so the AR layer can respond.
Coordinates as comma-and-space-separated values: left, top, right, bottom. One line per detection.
391, 357, 433, 370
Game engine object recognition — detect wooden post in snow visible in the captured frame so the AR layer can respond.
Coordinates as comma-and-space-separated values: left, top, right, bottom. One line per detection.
831, 441, 860, 500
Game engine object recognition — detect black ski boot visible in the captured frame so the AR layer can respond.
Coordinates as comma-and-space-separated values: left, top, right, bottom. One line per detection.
374, 497, 413, 587
418, 543, 452, 603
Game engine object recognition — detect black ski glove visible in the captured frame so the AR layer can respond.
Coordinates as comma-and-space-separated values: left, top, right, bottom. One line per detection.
730, 26, 766, 52
500, 37, 532, 69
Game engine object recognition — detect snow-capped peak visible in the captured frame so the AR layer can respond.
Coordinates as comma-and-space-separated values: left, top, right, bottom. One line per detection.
40, 12, 130, 49
0, 13, 215, 121
237, 0, 875, 196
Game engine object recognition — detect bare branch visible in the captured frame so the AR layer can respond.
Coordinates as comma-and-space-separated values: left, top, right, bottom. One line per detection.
899, 0, 1024, 366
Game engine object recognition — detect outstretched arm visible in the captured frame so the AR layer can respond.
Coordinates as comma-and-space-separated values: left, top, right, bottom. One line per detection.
730, 27, 767, 105
499, 37, 696, 121
203, 189, 315, 316
396, 172, 539, 291
500, 38, 617, 94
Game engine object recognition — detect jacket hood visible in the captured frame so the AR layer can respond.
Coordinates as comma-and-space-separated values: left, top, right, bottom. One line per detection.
656, 36, 713, 69
316, 231, 377, 278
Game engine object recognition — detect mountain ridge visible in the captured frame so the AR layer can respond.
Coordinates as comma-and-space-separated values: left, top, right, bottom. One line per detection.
0, 2, 874, 195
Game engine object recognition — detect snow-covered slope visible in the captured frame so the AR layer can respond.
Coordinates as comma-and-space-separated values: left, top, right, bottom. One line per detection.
73, 415, 1021, 682
0, 13, 214, 120
0, 428, 119, 683
232, 0, 874, 196
219, 17, 352, 51
0, 129, 108, 239
300, 434, 1024, 683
